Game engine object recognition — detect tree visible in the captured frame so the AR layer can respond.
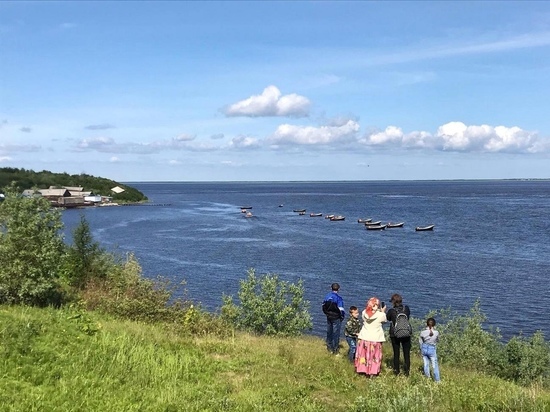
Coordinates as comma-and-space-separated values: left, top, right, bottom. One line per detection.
63, 214, 102, 288
0, 184, 65, 305
221, 268, 312, 336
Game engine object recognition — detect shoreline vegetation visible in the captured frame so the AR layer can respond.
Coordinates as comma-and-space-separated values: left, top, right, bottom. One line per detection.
1, 178, 549, 410
0, 167, 148, 204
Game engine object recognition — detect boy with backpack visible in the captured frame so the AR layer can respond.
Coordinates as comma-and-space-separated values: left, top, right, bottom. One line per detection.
386, 293, 412, 376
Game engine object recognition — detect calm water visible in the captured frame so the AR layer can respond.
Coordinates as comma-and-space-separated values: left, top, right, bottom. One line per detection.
62, 180, 550, 339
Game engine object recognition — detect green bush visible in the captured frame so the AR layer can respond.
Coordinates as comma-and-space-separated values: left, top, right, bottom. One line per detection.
502, 331, 550, 386
0, 184, 65, 305
221, 268, 312, 336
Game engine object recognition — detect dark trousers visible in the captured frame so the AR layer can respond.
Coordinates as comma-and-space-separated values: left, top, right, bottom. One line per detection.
326, 318, 342, 353
390, 336, 411, 375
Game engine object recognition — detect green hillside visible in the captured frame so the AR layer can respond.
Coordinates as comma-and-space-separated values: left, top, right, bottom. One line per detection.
0, 167, 147, 202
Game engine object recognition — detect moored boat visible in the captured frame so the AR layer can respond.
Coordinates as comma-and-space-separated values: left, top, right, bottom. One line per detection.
365, 220, 382, 226
310, 213, 323, 217
325, 214, 335, 219
293, 209, 306, 213
245, 212, 254, 218
358, 218, 373, 223
415, 224, 435, 231
298, 211, 306, 215
330, 215, 345, 221
366, 224, 386, 230
386, 222, 405, 228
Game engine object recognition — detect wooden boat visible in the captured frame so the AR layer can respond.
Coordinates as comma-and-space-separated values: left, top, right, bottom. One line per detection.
386, 222, 404, 228
309, 213, 323, 217
415, 224, 435, 231
366, 224, 386, 230
364, 220, 382, 226
330, 215, 345, 221
357, 218, 372, 223
240, 206, 252, 209
325, 214, 335, 219
293, 209, 306, 213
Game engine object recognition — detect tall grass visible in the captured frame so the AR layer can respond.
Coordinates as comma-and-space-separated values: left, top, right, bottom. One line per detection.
1, 305, 549, 411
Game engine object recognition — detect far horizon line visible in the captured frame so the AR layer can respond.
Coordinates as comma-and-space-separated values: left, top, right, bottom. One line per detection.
122, 177, 550, 184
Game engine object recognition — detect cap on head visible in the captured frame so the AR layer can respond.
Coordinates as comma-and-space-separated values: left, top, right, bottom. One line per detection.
331, 283, 340, 291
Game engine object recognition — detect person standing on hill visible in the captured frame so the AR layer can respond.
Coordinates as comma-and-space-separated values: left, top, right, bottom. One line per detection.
322, 283, 345, 355
386, 293, 412, 376
419, 317, 441, 382
344, 306, 361, 362
355, 297, 387, 377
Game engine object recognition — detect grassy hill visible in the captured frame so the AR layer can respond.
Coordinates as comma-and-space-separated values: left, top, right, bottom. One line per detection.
0, 167, 147, 202
1, 305, 548, 412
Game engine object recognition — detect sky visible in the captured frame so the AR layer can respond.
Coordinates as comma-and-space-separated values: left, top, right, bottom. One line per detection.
1, 1, 550, 182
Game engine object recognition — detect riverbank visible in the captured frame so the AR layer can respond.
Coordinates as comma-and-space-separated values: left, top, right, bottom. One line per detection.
1, 305, 548, 412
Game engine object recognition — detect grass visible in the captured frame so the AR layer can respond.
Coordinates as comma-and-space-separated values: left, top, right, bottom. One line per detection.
1, 305, 549, 411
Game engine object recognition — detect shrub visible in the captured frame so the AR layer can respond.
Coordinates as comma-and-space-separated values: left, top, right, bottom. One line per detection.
0, 184, 65, 305
502, 331, 550, 386
220, 268, 312, 336
429, 300, 503, 374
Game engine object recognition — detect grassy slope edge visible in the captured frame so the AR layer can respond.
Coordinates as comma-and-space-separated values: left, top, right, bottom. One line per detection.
1, 305, 548, 412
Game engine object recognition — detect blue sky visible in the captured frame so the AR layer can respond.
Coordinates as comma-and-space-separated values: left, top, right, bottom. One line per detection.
1, 2, 550, 181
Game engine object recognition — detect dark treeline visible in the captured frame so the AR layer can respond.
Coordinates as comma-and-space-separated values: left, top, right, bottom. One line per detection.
0, 167, 147, 202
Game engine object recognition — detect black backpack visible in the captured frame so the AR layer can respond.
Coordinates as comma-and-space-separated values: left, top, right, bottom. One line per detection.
393, 307, 412, 338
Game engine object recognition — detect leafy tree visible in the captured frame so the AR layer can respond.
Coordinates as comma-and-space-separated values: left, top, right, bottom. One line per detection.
221, 268, 312, 336
0, 184, 65, 305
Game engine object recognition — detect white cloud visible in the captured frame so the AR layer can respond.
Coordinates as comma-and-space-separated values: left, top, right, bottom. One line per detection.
269, 120, 360, 146
168, 159, 181, 165
0, 156, 13, 162
228, 135, 261, 149
109, 156, 120, 163
210, 133, 225, 140
360, 122, 543, 153
223, 85, 310, 118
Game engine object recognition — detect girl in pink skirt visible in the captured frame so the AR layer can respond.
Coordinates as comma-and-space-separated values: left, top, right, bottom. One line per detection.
355, 297, 387, 377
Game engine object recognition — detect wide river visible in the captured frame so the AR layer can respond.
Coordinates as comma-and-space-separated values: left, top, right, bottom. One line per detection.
62, 180, 550, 340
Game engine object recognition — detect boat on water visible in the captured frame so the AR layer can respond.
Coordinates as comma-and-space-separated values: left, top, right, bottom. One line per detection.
366, 224, 386, 230
358, 218, 372, 223
415, 224, 435, 231
293, 209, 306, 213
330, 215, 345, 221
240, 206, 252, 209
310, 213, 323, 217
365, 220, 382, 226
325, 214, 335, 219
298, 211, 306, 215
245, 212, 254, 218
386, 222, 405, 228
278, 204, 284, 207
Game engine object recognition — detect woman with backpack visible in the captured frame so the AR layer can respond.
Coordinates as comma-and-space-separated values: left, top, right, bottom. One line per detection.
386, 293, 412, 376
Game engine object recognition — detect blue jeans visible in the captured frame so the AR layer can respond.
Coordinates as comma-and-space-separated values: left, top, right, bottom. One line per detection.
421, 344, 440, 382
326, 318, 342, 353
345, 336, 357, 362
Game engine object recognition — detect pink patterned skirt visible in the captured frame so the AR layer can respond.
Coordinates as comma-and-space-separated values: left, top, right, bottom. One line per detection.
355, 340, 383, 375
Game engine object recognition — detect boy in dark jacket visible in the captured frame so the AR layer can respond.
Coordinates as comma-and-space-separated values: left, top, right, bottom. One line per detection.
344, 306, 361, 362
